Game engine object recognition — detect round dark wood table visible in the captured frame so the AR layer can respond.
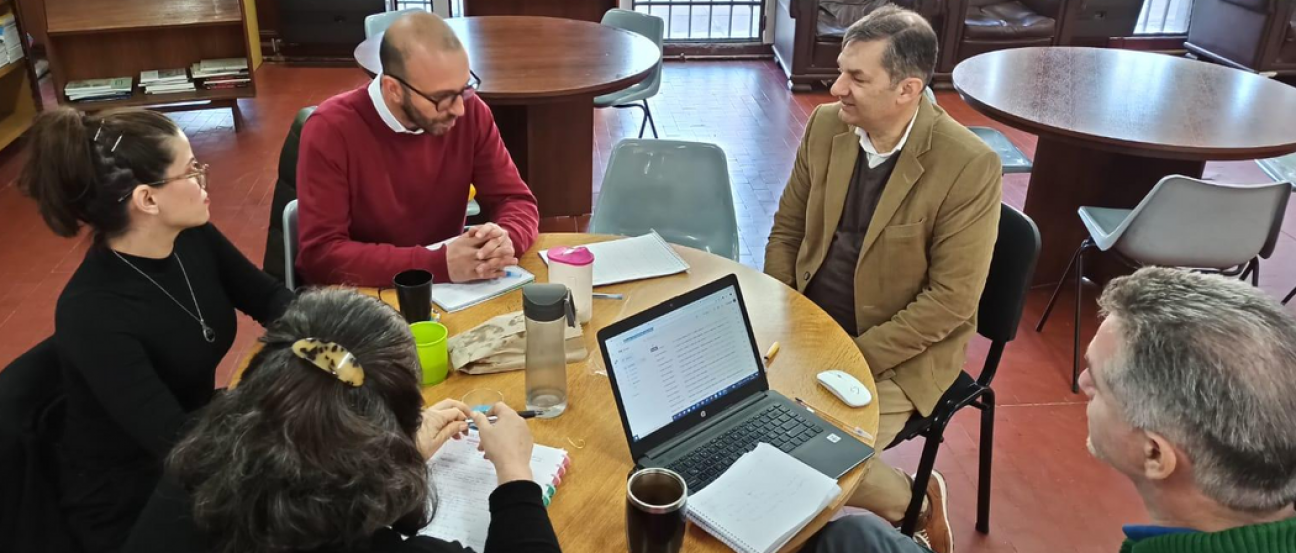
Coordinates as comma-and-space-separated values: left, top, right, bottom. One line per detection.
356, 16, 661, 220
953, 47, 1296, 285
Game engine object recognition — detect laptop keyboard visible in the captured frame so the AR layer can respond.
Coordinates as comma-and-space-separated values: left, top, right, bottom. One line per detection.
667, 404, 825, 491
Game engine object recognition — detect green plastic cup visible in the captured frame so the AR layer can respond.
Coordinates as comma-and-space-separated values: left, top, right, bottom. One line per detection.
411, 321, 449, 386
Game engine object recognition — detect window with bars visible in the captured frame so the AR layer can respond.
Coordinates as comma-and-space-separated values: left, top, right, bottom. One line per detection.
632, 0, 765, 42
1133, 0, 1192, 35
391, 0, 463, 17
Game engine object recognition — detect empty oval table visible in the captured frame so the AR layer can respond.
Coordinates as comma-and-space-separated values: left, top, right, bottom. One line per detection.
356, 17, 661, 221
954, 47, 1296, 285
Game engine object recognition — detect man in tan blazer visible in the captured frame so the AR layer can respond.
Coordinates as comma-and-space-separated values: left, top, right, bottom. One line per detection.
765, 7, 1001, 552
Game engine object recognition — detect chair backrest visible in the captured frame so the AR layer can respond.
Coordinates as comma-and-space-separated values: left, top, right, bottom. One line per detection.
1115, 176, 1290, 269
0, 339, 60, 454
976, 204, 1040, 385
263, 107, 317, 282
365, 8, 424, 39
284, 199, 300, 291
601, 9, 665, 98
590, 139, 740, 260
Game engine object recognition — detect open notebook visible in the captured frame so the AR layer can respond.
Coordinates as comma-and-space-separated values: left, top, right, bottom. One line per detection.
539, 231, 690, 286
687, 443, 840, 553
418, 431, 569, 551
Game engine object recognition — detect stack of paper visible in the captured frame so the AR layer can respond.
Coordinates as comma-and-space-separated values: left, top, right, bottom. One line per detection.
687, 443, 841, 553
0, 14, 22, 64
419, 430, 570, 551
538, 231, 691, 286
192, 58, 250, 90
139, 69, 194, 95
431, 267, 535, 313
65, 77, 133, 102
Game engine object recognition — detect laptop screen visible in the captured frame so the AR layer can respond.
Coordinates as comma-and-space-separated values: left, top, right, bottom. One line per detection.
603, 282, 761, 442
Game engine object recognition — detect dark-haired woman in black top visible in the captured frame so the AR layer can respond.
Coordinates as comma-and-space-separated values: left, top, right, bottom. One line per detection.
20, 106, 294, 552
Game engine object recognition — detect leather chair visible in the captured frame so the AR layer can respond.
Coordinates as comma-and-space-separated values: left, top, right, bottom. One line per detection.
773, 0, 948, 90
263, 106, 317, 284
1185, 0, 1296, 76
944, 0, 1064, 67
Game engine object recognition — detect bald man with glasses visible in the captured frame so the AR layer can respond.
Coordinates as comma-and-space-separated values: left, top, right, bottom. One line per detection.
296, 11, 539, 287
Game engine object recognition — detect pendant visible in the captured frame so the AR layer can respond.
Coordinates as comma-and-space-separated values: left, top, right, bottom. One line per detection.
202, 323, 216, 343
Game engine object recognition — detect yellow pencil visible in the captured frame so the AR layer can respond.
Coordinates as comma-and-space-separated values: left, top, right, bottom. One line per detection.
763, 342, 781, 365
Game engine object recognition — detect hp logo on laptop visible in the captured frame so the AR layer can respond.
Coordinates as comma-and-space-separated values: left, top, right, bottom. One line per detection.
701, 410, 707, 418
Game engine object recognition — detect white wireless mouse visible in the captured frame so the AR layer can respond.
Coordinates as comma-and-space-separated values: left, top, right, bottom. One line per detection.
817, 370, 873, 407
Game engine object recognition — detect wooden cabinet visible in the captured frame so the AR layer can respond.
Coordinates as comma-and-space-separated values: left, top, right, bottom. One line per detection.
0, 0, 40, 152
463, 0, 617, 23
43, 0, 262, 130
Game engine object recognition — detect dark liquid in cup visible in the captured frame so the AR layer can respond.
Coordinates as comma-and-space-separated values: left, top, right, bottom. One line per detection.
627, 470, 687, 553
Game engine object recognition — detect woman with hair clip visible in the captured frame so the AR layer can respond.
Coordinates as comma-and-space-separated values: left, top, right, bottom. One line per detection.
123, 289, 561, 553
19, 107, 295, 552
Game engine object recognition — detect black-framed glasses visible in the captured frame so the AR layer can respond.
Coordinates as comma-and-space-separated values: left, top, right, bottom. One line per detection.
117, 163, 210, 203
385, 70, 481, 112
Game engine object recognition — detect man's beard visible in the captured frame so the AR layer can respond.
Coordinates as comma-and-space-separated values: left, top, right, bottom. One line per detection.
401, 96, 456, 136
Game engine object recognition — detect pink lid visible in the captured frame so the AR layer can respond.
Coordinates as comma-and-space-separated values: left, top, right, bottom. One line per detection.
547, 246, 594, 266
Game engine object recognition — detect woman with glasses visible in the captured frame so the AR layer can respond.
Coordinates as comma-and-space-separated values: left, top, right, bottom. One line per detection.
19, 106, 294, 553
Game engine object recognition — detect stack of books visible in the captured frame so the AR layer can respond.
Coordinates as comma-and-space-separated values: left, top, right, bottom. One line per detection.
191, 58, 250, 90
139, 69, 194, 95
65, 77, 133, 103
0, 14, 24, 64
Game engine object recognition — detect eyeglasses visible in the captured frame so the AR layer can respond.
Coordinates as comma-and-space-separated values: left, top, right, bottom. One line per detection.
117, 163, 210, 203
385, 70, 481, 112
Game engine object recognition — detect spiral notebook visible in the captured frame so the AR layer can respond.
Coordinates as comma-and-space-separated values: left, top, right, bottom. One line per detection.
418, 431, 570, 551
686, 443, 840, 553
539, 231, 690, 286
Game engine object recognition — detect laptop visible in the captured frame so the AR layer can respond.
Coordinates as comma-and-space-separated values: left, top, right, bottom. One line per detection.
598, 274, 874, 493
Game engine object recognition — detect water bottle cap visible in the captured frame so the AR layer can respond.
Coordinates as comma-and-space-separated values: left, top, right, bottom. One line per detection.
547, 246, 594, 267
523, 283, 575, 324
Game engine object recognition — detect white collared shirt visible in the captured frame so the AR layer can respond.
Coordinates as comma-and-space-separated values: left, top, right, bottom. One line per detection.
854, 107, 919, 169
368, 74, 424, 135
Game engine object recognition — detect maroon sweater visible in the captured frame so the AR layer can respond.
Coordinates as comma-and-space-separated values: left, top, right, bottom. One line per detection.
296, 87, 539, 286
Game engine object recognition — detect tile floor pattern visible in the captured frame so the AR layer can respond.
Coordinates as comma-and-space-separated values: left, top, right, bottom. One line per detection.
0, 60, 1289, 552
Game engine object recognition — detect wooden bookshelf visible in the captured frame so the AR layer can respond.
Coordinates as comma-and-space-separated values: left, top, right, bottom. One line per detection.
44, 0, 261, 131
0, 0, 38, 152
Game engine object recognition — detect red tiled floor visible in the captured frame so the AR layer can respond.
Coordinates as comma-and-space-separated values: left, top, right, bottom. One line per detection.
0, 59, 1290, 552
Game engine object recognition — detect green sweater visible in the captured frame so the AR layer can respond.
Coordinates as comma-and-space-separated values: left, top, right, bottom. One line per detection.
1119, 518, 1296, 553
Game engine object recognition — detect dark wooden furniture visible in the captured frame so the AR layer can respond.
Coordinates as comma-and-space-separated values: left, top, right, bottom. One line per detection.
464, 0, 616, 23
944, 0, 1065, 70
43, 0, 262, 130
773, 0, 949, 90
0, 0, 41, 152
954, 47, 1296, 286
1186, 0, 1296, 76
355, 16, 660, 219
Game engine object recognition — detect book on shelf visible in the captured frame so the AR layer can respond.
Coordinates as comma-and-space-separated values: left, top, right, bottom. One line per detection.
198, 57, 248, 73
145, 83, 196, 95
69, 92, 133, 103
203, 82, 250, 91
190, 63, 249, 80
66, 77, 133, 101
139, 69, 189, 86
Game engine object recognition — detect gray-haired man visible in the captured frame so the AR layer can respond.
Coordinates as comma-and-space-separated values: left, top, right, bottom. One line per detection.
808, 267, 1296, 552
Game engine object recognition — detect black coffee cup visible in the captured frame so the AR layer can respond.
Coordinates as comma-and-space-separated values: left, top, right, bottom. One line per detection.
393, 269, 433, 323
626, 468, 688, 553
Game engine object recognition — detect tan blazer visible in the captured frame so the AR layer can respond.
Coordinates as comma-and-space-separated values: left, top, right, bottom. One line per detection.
765, 99, 1002, 416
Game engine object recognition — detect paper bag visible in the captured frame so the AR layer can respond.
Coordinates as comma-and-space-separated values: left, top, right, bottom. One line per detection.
448, 311, 587, 375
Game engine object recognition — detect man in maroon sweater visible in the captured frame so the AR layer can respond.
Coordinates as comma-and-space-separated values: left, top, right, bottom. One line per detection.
296, 11, 539, 287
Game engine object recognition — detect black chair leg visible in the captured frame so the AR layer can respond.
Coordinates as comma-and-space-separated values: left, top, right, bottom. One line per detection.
1036, 240, 1086, 332
1072, 241, 1086, 393
1285, 284, 1296, 305
1250, 259, 1260, 286
899, 427, 946, 537
642, 100, 659, 139
976, 388, 996, 534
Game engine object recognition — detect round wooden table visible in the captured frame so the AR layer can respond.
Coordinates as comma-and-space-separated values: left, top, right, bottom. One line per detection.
953, 47, 1296, 285
355, 17, 661, 220
387, 234, 876, 552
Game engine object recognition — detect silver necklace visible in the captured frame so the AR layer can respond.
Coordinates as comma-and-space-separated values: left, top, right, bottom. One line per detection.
112, 250, 215, 343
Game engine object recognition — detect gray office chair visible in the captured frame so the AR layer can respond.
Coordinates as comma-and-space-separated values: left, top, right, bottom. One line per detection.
590, 139, 740, 261
1036, 175, 1291, 392
595, 9, 665, 139
365, 8, 423, 39
283, 199, 300, 291
924, 88, 1032, 174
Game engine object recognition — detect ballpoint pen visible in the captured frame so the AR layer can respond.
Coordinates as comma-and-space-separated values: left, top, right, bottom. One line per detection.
794, 397, 874, 441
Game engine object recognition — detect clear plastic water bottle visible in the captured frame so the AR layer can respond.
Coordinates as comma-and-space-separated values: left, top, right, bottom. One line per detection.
523, 283, 576, 418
